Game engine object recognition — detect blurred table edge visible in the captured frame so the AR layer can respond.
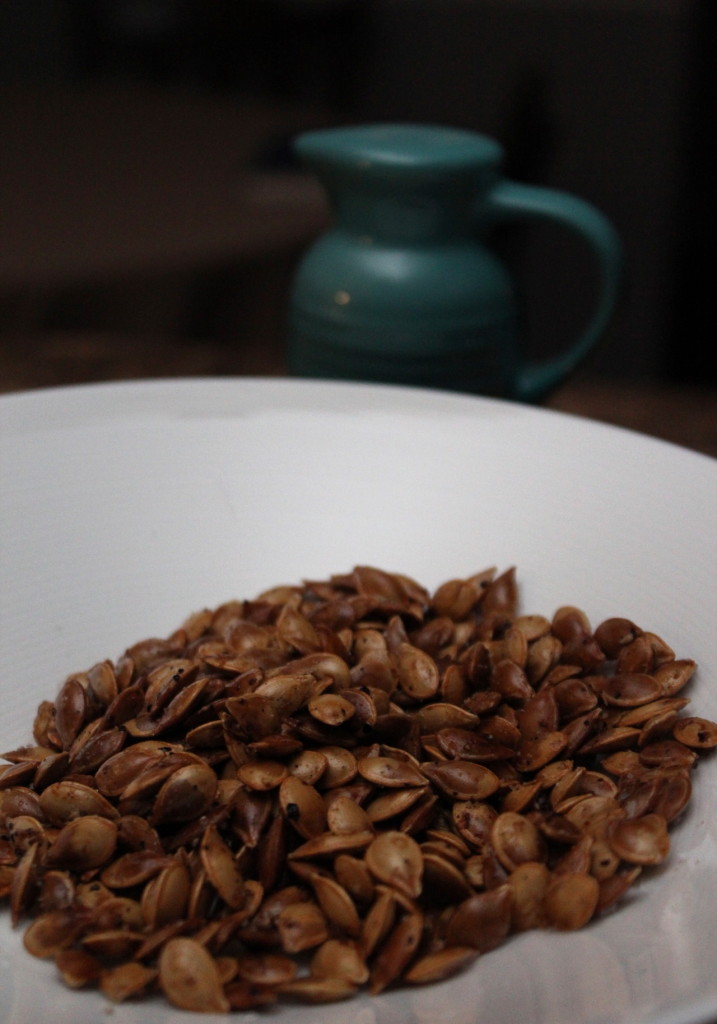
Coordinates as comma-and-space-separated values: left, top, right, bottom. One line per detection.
547, 374, 717, 461
0, 330, 715, 461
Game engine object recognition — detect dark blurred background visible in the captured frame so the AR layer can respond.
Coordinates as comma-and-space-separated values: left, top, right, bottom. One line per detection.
1, 0, 715, 393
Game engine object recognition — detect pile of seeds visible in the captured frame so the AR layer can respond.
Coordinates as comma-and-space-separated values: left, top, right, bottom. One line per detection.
1, 565, 715, 1012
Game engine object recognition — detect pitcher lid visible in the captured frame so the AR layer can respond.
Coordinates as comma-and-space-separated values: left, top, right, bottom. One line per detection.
294, 123, 503, 174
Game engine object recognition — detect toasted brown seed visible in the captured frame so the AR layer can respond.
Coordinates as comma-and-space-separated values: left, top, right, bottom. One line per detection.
278, 976, 358, 1003
289, 830, 374, 861
100, 849, 173, 889
315, 746, 358, 789
310, 937, 369, 985
436, 727, 515, 763
140, 859, 191, 929
421, 760, 500, 801
237, 759, 289, 791
652, 658, 696, 697
365, 831, 423, 899
446, 885, 512, 952
309, 872, 362, 936
55, 948, 103, 989
544, 872, 600, 930
80, 929, 145, 961
39, 781, 119, 825
672, 716, 717, 749
639, 740, 697, 769
516, 732, 568, 772
3, 565, 712, 1014
369, 910, 424, 994
360, 888, 397, 957
277, 900, 329, 953
94, 745, 164, 797
602, 673, 663, 707
308, 693, 356, 726
594, 618, 641, 658
395, 643, 440, 700
421, 851, 472, 902
236, 952, 298, 985
492, 812, 545, 870
287, 749, 328, 785
100, 962, 157, 1002
365, 786, 429, 824
607, 814, 670, 865
46, 816, 117, 872
326, 792, 373, 836
358, 756, 426, 788
452, 800, 497, 850
54, 677, 88, 750
151, 762, 218, 826
158, 937, 230, 1013
404, 945, 478, 984
23, 907, 89, 958
200, 824, 245, 909
506, 861, 550, 931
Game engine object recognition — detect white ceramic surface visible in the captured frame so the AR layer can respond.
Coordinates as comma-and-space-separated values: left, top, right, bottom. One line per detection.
1, 377, 715, 1024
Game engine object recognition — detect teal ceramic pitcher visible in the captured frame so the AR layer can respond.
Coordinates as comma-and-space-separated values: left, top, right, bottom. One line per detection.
287, 123, 622, 402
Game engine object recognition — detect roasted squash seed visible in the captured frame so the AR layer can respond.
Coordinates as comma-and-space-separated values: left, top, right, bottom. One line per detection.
1, 565, 713, 1011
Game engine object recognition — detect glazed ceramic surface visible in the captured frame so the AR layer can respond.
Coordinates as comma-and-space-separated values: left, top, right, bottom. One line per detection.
288, 125, 622, 401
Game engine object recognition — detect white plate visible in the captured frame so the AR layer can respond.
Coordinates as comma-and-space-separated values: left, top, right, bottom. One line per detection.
1, 377, 716, 1024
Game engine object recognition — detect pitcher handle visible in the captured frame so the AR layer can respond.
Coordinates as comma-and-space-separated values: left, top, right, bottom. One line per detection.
482, 180, 623, 403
